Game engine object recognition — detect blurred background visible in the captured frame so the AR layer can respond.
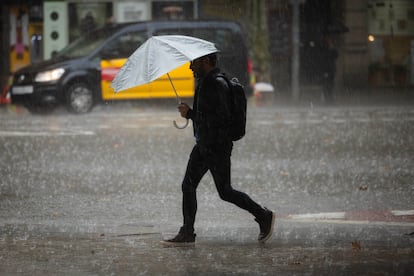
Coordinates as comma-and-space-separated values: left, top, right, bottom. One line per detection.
1, 0, 413, 103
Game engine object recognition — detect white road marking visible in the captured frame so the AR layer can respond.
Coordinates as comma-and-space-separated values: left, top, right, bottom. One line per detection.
288, 212, 346, 220
285, 210, 414, 226
0, 130, 95, 137
257, 117, 414, 126
280, 218, 414, 227
391, 210, 414, 216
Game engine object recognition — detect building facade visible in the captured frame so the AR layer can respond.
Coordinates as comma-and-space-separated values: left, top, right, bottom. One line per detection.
1, 0, 414, 99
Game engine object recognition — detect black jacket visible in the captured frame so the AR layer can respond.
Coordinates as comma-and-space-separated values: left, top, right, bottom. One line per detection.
186, 68, 231, 146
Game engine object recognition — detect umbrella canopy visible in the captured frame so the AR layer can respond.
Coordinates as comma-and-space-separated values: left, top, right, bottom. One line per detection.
111, 35, 219, 93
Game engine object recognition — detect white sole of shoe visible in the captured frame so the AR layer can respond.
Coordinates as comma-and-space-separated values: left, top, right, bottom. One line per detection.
160, 240, 195, 247
259, 212, 276, 243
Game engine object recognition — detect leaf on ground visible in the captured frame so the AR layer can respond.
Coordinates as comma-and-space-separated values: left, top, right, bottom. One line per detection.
280, 171, 290, 176
351, 240, 361, 250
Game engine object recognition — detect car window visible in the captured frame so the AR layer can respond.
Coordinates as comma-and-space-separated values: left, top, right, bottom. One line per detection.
102, 31, 147, 59
56, 28, 114, 58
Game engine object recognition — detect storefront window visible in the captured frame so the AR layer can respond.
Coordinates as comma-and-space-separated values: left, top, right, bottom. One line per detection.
68, 2, 113, 43
152, 1, 194, 20
368, 0, 414, 86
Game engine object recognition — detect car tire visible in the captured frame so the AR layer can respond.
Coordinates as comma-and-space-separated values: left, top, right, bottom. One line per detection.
65, 82, 94, 114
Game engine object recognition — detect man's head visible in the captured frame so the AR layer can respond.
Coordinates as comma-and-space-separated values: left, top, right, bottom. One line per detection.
190, 53, 217, 77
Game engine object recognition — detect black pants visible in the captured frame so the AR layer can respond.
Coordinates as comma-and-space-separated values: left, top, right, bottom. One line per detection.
181, 142, 264, 233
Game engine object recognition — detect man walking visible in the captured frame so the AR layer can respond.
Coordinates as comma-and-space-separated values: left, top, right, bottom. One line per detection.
161, 53, 275, 246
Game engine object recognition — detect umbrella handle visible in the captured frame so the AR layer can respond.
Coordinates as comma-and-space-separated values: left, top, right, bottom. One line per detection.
173, 118, 189, 129
167, 73, 189, 130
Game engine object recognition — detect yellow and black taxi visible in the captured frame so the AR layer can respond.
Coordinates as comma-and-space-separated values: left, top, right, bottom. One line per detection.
11, 20, 251, 114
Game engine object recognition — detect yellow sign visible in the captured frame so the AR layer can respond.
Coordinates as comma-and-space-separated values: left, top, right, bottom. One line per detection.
9, 6, 30, 73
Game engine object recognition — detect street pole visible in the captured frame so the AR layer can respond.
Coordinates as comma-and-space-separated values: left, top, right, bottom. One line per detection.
289, 0, 305, 101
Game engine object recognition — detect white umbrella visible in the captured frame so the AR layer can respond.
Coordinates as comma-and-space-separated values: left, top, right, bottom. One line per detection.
111, 35, 218, 128
112, 35, 218, 92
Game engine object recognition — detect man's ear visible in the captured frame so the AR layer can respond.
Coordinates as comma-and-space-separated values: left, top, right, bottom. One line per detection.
203, 57, 212, 67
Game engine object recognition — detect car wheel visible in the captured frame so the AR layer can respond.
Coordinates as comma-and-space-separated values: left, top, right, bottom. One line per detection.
66, 82, 94, 114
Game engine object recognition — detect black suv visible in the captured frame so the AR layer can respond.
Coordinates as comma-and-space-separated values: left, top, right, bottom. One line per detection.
11, 20, 251, 114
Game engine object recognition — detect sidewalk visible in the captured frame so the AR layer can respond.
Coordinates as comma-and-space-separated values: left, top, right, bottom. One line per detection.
1, 218, 413, 275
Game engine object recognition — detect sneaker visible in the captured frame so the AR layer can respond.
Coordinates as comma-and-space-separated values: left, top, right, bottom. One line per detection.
160, 227, 196, 247
255, 208, 275, 243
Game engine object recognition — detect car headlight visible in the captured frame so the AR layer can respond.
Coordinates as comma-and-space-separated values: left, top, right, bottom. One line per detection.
35, 68, 65, 82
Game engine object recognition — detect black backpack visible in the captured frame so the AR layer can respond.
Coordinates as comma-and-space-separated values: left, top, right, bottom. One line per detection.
217, 74, 247, 141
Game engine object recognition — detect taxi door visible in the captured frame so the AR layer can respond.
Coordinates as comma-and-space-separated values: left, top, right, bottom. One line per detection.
101, 58, 152, 100
100, 31, 194, 100
148, 63, 194, 99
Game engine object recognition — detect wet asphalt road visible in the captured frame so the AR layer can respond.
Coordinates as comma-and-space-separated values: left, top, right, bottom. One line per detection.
0, 99, 414, 275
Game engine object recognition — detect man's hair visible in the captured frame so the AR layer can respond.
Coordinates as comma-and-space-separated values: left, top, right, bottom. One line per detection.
205, 53, 217, 66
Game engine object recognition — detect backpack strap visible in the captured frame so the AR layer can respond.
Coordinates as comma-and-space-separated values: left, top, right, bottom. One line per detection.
215, 73, 230, 90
